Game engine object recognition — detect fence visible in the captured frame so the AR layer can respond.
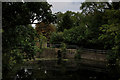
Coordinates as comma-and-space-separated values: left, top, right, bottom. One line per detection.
48, 44, 108, 54
81, 48, 108, 54
49, 44, 79, 49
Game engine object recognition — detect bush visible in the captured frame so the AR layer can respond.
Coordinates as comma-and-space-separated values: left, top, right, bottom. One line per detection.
107, 50, 118, 65
63, 26, 86, 45
50, 32, 64, 44
74, 49, 81, 60
61, 43, 67, 58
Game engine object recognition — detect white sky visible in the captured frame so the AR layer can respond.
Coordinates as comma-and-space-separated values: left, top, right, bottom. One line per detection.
48, 2, 82, 13
31, 0, 115, 28
32, 1, 84, 28
47, 0, 85, 2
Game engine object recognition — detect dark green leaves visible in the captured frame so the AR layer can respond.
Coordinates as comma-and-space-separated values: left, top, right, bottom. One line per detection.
2, 2, 55, 28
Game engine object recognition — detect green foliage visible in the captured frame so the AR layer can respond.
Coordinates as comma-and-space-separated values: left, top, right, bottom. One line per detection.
80, 2, 107, 15
55, 11, 83, 32
61, 11, 74, 30
98, 5, 120, 66
106, 50, 120, 75
2, 2, 55, 78
38, 34, 47, 49
107, 50, 118, 64
74, 49, 81, 60
55, 10, 104, 48
99, 10, 120, 50
63, 26, 86, 46
53, 2, 120, 50
2, 25, 40, 78
60, 43, 67, 59
80, 2, 120, 15
55, 7, 106, 49
50, 32, 63, 44
2, 2, 56, 28
79, 2, 120, 49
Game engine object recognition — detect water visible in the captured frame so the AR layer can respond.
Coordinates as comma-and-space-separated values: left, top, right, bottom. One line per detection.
3, 59, 120, 80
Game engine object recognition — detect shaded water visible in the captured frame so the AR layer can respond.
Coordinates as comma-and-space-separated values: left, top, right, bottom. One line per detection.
3, 59, 120, 80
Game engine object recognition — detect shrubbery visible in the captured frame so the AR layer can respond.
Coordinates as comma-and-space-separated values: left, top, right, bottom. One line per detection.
50, 32, 64, 44
60, 43, 67, 59
74, 49, 81, 60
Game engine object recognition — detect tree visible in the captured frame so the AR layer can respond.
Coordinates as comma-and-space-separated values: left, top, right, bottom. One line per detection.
80, 2, 120, 49
54, 12, 64, 32
80, 2, 112, 49
63, 26, 86, 46
80, 2, 113, 15
55, 11, 74, 32
71, 12, 85, 27
2, 2, 55, 78
50, 32, 64, 44
97, 2, 120, 65
2, 2, 56, 29
2, 25, 39, 78
99, 9, 120, 51
35, 22, 56, 39
61, 11, 74, 30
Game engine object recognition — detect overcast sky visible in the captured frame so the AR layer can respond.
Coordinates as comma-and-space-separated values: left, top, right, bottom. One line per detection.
48, 2, 84, 13
32, 1, 85, 27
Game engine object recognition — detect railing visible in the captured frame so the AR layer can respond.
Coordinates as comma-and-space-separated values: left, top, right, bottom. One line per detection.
81, 48, 108, 54
48, 44, 109, 54
48, 44, 79, 49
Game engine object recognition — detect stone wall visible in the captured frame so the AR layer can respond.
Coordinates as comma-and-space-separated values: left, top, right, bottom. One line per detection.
40, 48, 59, 58
36, 48, 107, 61
81, 53, 106, 61
65, 49, 76, 59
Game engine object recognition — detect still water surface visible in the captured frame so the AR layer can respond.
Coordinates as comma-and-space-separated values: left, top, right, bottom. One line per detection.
5, 59, 120, 80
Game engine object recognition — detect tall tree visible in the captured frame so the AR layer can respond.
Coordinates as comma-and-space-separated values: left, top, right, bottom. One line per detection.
79, 2, 120, 49
2, 2, 56, 29
35, 22, 56, 39
2, 2, 55, 78
55, 11, 74, 32
80, 2, 120, 50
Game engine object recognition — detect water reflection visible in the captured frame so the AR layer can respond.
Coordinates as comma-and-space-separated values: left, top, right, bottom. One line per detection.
5, 59, 120, 80
44, 70, 47, 74
14, 68, 111, 80
15, 68, 33, 80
